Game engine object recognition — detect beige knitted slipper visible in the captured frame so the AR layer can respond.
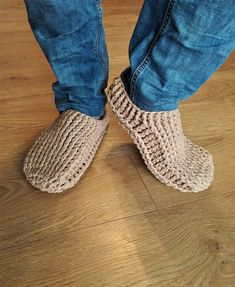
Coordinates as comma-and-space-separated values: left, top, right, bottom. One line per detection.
24, 110, 109, 193
108, 77, 214, 192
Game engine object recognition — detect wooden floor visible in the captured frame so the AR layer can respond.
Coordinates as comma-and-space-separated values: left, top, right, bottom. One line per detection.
1, 1, 235, 286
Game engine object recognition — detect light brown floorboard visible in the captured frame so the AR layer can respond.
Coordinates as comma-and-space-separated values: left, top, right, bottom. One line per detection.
1, 193, 235, 287
0, 155, 156, 249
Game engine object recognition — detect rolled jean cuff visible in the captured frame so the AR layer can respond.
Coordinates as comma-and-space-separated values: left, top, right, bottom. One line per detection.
121, 70, 179, 112
56, 102, 106, 118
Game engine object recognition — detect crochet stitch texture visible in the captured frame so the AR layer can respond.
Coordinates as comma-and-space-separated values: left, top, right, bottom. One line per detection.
24, 109, 109, 193
108, 77, 214, 192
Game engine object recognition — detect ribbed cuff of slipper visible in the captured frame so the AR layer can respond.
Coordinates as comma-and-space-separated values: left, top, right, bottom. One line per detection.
108, 77, 214, 193
23, 110, 109, 193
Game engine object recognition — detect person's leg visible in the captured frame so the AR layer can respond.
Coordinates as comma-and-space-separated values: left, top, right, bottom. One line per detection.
108, 0, 235, 192
24, 0, 108, 118
23, 0, 109, 193
123, 0, 235, 111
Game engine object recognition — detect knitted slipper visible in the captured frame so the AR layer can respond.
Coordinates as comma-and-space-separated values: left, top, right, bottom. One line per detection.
108, 77, 214, 192
24, 110, 109, 193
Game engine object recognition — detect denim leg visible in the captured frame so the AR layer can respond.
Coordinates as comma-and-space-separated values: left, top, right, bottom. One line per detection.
24, 0, 108, 117
122, 0, 235, 112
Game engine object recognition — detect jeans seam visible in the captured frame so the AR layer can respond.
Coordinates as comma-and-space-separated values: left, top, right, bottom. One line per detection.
130, 0, 176, 101
95, 0, 108, 93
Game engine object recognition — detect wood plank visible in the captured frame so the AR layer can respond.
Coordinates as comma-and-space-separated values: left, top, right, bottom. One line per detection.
0, 155, 156, 249
1, 193, 234, 287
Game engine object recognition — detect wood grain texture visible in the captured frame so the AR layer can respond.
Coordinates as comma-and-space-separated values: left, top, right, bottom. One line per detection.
0, 0, 235, 286
1, 194, 235, 287
0, 156, 156, 249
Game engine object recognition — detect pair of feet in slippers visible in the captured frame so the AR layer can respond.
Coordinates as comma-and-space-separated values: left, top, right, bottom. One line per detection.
24, 77, 214, 193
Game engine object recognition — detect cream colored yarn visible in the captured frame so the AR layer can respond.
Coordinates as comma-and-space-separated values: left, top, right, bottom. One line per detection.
24, 109, 109, 193
108, 77, 214, 192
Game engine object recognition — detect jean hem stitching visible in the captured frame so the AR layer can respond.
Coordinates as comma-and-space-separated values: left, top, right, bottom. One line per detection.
56, 102, 105, 116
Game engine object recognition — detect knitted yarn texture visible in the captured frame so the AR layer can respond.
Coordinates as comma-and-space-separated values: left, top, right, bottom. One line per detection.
24, 109, 109, 193
108, 77, 214, 192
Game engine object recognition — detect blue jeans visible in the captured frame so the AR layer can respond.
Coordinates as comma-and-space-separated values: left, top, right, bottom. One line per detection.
24, 0, 235, 117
